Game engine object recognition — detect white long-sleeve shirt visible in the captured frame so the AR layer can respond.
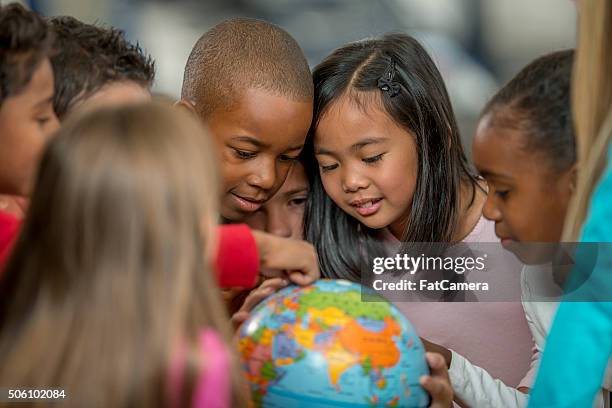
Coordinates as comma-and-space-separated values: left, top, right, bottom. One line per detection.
448, 264, 609, 408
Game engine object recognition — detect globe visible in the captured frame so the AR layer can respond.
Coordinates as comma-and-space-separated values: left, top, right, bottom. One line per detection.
238, 279, 430, 407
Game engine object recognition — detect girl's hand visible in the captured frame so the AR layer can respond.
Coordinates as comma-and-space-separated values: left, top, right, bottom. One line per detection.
421, 352, 454, 408
421, 337, 452, 368
251, 230, 320, 286
231, 278, 289, 328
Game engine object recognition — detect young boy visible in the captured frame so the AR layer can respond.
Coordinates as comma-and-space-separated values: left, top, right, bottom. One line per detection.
0, 4, 58, 265
179, 18, 314, 223
0, 15, 154, 218
0, 4, 58, 199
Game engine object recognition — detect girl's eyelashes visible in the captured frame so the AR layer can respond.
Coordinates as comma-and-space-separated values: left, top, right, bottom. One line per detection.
320, 163, 338, 173
362, 153, 385, 165
232, 148, 257, 160
288, 195, 308, 207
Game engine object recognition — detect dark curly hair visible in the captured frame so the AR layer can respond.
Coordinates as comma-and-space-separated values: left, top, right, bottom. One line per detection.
49, 16, 155, 119
0, 3, 54, 106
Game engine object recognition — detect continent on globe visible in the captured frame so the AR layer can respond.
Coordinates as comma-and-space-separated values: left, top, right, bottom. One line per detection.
238, 279, 430, 408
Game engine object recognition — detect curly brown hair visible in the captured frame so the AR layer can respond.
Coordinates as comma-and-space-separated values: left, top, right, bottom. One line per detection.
0, 3, 54, 106
49, 16, 155, 119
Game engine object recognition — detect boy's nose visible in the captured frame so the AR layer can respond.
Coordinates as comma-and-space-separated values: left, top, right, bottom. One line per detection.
247, 162, 276, 191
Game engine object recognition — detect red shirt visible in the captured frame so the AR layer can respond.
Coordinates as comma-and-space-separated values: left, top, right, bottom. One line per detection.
0, 214, 258, 288
0, 211, 20, 272
215, 224, 259, 288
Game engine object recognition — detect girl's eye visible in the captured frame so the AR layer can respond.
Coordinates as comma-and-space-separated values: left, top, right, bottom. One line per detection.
279, 154, 299, 163
233, 148, 257, 160
320, 163, 338, 173
288, 196, 307, 207
363, 153, 384, 164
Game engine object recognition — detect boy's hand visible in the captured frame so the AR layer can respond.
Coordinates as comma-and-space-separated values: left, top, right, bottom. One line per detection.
421, 352, 454, 408
231, 277, 289, 328
251, 230, 320, 286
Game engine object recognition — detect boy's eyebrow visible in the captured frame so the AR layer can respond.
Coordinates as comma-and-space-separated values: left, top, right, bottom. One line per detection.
231, 136, 269, 148
284, 144, 304, 152
351, 137, 389, 152
34, 95, 54, 109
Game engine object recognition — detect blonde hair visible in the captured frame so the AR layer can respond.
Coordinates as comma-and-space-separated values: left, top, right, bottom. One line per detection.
0, 102, 247, 407
563, 1, 612, 240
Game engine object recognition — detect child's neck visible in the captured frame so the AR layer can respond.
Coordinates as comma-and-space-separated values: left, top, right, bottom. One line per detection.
452, 178, 487, 242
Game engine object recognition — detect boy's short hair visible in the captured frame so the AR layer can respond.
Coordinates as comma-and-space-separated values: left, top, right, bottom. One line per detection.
181, 17, 313, 117
49, 16, 155, 119
0, 3, 54, 106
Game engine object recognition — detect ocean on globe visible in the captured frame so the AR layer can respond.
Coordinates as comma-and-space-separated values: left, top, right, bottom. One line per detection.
238, 279, 430, 407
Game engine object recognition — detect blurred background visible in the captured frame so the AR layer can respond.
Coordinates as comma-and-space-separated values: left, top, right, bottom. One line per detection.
21, 0, 576, 151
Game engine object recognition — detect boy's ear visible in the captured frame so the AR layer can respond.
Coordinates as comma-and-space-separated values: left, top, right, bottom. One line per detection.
175, 99, 198, 116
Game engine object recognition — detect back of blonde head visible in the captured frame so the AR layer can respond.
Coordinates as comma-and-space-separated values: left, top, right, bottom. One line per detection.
563, 1, 612, 240
0, 102, 247, 407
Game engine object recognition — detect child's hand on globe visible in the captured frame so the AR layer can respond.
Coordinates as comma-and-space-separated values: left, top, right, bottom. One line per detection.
251, 230, 320, 285
231, 277, 289, 329
421, 352, 454, 408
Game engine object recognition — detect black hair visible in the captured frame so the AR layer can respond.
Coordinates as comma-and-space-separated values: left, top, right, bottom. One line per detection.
181, 17, 313, 118
303, 33, 480, 281
49, 16, 155, 119
482, 49, 576, 172
0, 3, 54, 106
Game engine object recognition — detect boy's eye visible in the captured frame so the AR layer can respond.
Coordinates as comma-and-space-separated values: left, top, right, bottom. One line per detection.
320, 163, 338, 173
495, 190, 510, 200
233, 148, 257, 160
37, 116, 50, 126
362, 153, 385, 164
279, 154, 299, 163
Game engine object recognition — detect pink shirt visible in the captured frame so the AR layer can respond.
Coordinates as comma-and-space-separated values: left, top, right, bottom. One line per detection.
169, 330, 231, 408
390, 217, 536, 389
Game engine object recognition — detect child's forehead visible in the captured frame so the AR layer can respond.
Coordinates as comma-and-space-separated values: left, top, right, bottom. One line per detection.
213, 87, 312, 124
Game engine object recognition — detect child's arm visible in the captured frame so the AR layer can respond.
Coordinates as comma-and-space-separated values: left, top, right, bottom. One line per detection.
0, 211, 21, 274
448, 349, 530, 407
422, 337, 534, 407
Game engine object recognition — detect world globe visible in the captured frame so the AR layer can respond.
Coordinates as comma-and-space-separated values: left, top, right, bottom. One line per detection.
238, 279, 430, 407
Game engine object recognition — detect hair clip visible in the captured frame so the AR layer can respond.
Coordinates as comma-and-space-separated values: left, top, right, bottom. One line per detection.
377, 60, 401, 98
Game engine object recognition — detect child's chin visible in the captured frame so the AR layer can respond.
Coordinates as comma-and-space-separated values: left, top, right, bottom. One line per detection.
358, 217, 390, 232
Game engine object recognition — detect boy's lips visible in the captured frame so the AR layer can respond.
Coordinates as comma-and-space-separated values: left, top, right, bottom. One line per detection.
230, 193, 265, 212
349, 197, 383, 217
